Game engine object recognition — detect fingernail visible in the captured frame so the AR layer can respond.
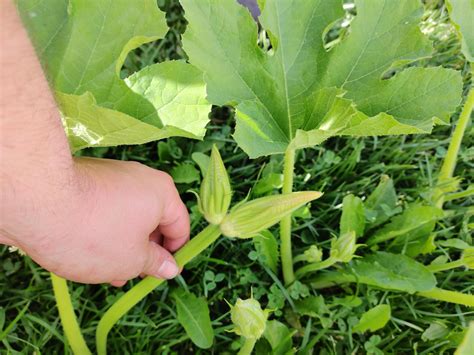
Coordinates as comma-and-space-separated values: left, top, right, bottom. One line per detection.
157, 260, 179, 279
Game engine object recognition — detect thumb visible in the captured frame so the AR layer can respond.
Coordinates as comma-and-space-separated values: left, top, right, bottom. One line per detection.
143, 241, 180, 279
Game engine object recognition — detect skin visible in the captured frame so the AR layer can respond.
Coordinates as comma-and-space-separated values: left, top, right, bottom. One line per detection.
0, 1, 189, 286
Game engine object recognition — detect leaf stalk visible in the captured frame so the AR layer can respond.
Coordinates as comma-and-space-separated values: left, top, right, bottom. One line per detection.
435, 88, 474, 208
50, 273, 91, 355
281, 148, 296, 285
295, 257, 338, 279
96, 224, 221, 355
238, 337, 257, 355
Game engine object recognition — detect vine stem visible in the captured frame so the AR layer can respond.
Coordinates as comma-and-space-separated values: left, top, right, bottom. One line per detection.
418, 288, 474, 307
96, 224, 221, 355
281, 148, 296, 285
50, 273, 91, 355
238, 337, 257, 355
294, 257, 337, 279
309, 273, 474, 307
436, 89, 474, 208
427, 259, 465, 272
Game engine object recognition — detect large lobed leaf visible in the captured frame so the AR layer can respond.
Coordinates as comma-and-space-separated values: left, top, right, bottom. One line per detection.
17, 0, 210, 151
181, 0, 463, 158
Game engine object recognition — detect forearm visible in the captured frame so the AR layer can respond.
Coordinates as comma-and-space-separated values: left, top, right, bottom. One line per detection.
0, 1, 76, 244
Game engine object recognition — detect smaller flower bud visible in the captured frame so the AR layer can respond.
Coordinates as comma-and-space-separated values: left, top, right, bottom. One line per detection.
220, 191, 322, 238
231, 298, 269, 340
304, 245, 323, 263
462, 247, 474, 269
330, 231, 361, 263
199, 145, 232, 225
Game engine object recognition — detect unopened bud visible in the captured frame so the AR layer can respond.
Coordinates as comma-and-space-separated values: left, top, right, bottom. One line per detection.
330, 231, 360, 263
231, 298, 269, 340
304, 245, 323, 263
220, 191, 322, 238
199, 145, 232, 225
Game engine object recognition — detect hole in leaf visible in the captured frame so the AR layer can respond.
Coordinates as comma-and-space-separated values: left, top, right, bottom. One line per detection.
323, 1, 356, 51
120, 0, 188, 79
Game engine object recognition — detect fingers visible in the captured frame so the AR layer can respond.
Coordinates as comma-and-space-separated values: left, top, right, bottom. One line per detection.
149, 229, 163, 245
143, 241, 179, 279
160, 203, 190, 252
110, 280, 127, 287
156, 174, 190, 252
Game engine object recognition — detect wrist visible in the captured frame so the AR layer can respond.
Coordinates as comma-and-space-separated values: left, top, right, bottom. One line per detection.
0, 151, 79, 248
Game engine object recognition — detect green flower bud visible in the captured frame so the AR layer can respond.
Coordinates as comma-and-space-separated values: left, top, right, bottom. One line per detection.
304, 245, 323, 263
330, 231, 361, 263
462, 247, 474, 269
220, 191, 322, 238
231, 298, 270, 340
199, 145, 232, 225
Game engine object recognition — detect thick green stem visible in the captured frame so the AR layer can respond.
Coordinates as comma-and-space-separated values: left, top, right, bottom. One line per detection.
238, 337, 257, 355
280, 148, 296, 285
435, 89, 474, 208
96, 224, 221, 355
309, 272, 355, 289
310, 272, 474, 307
418, 288, 474, 307
295, 257, 337, 279
50, 273, 91, 355
427, 259, 465, 272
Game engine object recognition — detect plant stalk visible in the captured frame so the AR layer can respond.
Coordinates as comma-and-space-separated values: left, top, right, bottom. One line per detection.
96, 224, 221, 355
50, 273, 91, 355
238, 337, 257, 355
310, 272, 474, 307
295, 257, 337, 279
435, 89, 474, 208
427, 259, 465, 272
280, 148, 296, 285
418, 287, 474, 307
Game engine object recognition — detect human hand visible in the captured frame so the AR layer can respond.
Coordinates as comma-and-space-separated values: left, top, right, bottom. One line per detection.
1, 157, 189, 286
0, 0, 189, 286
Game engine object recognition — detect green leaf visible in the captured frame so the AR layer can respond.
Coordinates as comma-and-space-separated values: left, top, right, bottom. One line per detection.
173, 289, 214, 349
422, 322, 450, 341
59, 92, 185, 151
368, 204, 443, 256
294, 295, 330, 318
18, 0, 210, 151
340, 194, 365, 237
365, 175, 400, 228
192, 152, 211, 177
351, 252, 437, 293
438, 239, 471, 250
170, 163, 200, 184
263, 320, 294, 355
181, 0, 462, 158
254, 173, 284, 195
253, 230, 279, 273
353, 304, 391, 333
455, 322, 474, 355
447, 0, 474, 62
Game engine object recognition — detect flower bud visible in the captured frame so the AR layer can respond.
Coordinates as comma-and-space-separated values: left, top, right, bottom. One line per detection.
199, 145, 232, 225
330, 231, 361, 263
304, 245, 323, 263
220, 191, 322, 238
231, 298, 269, 340
462, 247, 474, 269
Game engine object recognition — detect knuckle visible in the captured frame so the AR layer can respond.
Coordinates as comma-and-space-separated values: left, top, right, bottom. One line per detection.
157, 171, 175, 187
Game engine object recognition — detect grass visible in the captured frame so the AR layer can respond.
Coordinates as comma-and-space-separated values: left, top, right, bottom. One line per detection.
1, 0, 473, 353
